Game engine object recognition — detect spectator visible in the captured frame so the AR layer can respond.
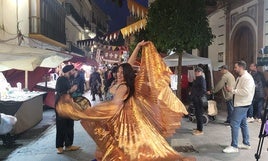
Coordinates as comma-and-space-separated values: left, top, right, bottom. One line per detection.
71, 68, 85, 98
104, 66, 118, 101
247, 63, 266, 123
223, 60, 255, 153
210, 65, 235, 125
190, 66, 207, 135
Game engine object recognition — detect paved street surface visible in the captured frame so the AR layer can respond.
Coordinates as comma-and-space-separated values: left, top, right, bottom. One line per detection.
2, 91, 268, 161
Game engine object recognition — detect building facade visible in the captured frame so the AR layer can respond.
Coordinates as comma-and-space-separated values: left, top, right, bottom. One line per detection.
0, 0, 109, 56
208, 0, 268, 70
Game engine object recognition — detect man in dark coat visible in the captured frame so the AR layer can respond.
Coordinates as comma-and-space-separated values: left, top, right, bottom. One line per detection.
247, 63, 266, 123
89, 67, 103, 101
190, 67, 207, 136
55, 64, 80, 154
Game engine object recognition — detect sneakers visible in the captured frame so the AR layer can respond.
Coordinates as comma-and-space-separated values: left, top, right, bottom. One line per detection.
238, 144, 251, 149
224, 121, 230, 126
192, 130, 204, 135
65, 145, 80, 151
247, 117, 254, 123
223, 146, 239, 153
57, 147, 63, 154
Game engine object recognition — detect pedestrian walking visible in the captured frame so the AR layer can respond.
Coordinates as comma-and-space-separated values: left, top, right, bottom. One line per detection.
89, 67, 103, 101
223, 60, 255, 153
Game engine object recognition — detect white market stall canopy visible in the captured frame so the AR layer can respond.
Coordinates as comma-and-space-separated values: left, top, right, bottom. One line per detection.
164, 52, 214, 88
164, 52, 211, 67
0, 43, 73, 71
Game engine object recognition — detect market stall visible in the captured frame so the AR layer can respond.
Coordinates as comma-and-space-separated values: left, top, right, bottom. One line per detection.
0, 43, 72, 110
0, 90, 46, 134
35, 80, 56, 108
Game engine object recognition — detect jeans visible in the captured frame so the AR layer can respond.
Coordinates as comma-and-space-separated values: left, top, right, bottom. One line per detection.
226, 100, 234, 123
230, 106, 250, 148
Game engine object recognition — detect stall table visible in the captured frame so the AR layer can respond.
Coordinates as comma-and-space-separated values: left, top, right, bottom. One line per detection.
35, 81, 56, 108
0, 91, 46, 134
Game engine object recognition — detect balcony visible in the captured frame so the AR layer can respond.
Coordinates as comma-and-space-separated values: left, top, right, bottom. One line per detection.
64, 3, 85, 31
29, 0, 66, 47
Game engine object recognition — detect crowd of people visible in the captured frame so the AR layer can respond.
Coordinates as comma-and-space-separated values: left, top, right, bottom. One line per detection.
206, 61, 267, 153
54, 41, 195, 161
51, 39, 268, 160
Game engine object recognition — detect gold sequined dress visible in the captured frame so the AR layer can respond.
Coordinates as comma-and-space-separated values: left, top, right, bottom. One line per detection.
56, 42, 189, 161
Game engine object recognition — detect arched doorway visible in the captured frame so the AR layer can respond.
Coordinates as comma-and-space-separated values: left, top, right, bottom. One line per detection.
232, 25, 255, 67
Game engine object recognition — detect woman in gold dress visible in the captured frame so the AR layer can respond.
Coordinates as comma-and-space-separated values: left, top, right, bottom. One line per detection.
56, 41, 195, 161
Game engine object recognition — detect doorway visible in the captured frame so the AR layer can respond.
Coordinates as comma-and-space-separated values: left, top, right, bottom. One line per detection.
232, 25, 255, 67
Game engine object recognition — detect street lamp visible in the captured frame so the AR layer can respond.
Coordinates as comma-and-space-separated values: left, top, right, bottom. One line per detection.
88, 31, 96, 39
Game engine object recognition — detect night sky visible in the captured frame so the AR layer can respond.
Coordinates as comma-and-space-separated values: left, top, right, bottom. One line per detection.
93, 0, 148, 33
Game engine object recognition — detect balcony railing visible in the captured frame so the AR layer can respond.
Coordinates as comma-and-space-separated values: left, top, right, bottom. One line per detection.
67, 41, 85, 56
29, 0, 66, 45
64, 3, 84, 28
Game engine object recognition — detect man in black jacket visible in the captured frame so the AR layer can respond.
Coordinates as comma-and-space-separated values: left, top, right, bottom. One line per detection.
55, 64, 80, 154
89, 67, 103, 101
190, 67, 207, 135
247, 63, 266, 123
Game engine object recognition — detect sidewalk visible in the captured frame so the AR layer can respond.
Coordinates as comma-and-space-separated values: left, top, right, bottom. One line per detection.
3, 92, 268, 161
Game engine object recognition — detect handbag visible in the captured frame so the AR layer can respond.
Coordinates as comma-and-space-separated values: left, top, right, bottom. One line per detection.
200, 95, 208, 107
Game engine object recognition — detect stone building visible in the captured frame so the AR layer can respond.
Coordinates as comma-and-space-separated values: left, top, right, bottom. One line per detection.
208, 0, 268, 70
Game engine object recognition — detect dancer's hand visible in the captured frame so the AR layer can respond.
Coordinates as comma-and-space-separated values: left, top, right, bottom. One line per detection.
128, 40, 149, 65
137, 40, 149, 48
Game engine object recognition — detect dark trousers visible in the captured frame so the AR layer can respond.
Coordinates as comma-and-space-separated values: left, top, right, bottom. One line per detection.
55, 113, 74, 148
253, 98, 264, 119
91, 86, 103, 100
92, 92, 103, 100
193, 97, 204, 131
247, 98, 264, 119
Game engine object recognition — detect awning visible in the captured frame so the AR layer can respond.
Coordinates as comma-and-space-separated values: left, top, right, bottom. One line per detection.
0, 43, 72, 71
0, 65, 11, 71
